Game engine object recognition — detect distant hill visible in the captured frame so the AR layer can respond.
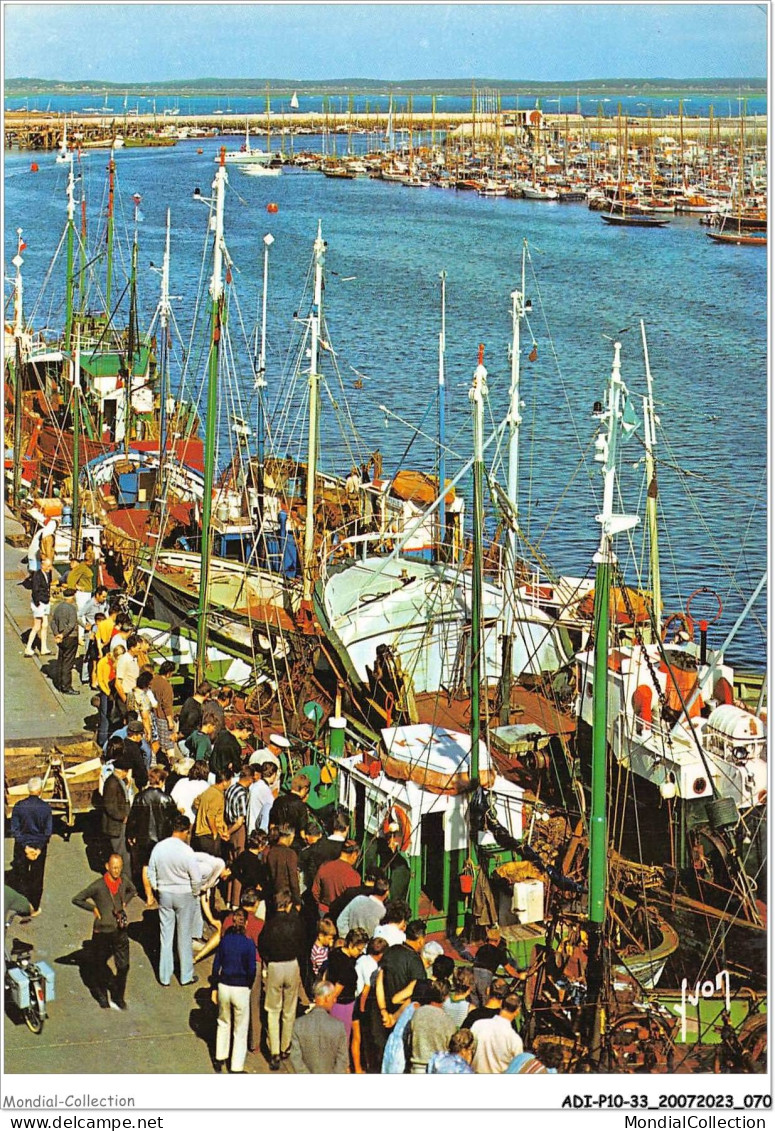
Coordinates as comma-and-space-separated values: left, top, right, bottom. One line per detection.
4, 76, 767, 97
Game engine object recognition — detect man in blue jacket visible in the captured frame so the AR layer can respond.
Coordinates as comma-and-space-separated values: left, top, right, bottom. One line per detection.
211, 909, 256, 1073
10, 777, 53, 915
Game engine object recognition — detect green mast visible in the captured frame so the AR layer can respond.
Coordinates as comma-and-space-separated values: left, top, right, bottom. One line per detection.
71, 329, 82, 558
195, 148, 229, 685
302, 222, 326, 605
587, 341, 639, 1051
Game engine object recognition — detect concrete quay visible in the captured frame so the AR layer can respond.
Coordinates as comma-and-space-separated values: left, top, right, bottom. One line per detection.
3, 508, 275, 1075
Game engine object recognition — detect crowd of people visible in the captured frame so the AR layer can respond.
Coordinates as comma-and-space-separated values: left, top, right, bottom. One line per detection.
11, 534, 557, 1076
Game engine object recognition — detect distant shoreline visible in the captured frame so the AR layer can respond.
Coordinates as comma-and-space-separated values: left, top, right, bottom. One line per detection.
5, 77, 767, 98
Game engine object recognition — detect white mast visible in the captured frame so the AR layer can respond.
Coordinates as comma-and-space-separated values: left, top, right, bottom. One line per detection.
640, 319, 661, 637
13, 229, 24, 337
302, 221, 325, 602
499, 240, 527, 721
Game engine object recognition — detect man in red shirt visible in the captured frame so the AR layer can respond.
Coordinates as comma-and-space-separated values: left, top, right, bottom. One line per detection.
311, 839, 361, 916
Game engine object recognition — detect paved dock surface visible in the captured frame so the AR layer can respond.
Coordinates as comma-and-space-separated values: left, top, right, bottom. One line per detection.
3, 828, 272, 1075
4, 509, 274, 1075
4, 509, 95, 742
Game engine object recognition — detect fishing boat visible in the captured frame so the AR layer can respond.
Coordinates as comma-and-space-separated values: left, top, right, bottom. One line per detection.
315, 249, 593, 743
5, 156, 204, 574
326, 342, 727, 1074
574, 323, 767, 948
135, 155, 443, 693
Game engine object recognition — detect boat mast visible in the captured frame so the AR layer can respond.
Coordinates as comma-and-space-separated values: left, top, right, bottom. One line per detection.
157, 209, 172, 493
64, 156, 76, 351
106, 151, 115, 318
499, 240, 527, 724
640, 319, 661, 637
123, 212, 139, 456
302, 221, 325, 603
437, 270, 446, 559
469, 344, 489, 787
587, 341, 639, 1057
195, 148, 229, 684
71, 328, 82, 558
12, 230, 25, 507
78, 149, 87, 312
254, 231, 274, 562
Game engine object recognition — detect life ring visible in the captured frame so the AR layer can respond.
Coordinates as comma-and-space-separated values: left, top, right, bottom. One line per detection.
662, 611, 695, 643
685, 586, 724, 628
381, 804, 411, 853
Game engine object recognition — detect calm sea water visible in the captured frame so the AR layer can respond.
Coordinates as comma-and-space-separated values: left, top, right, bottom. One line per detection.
3, 140, 767, 665
4, 92, 768, 120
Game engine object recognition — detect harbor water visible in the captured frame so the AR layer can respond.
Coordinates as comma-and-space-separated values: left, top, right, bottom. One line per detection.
3, 138, 767, 666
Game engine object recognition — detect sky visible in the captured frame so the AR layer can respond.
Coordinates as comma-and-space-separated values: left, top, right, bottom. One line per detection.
2, 2, 768, 83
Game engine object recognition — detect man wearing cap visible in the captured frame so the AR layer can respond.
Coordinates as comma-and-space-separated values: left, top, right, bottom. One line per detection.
122, 720, 150, 790
267, 733, 291, 773
247, 760, 278, 834
102, 760, 132, 874
105, 715, 153, 772
50, 587, 80, 694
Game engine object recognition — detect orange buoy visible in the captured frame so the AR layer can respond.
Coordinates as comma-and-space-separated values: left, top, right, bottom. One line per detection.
30, 162, 39, 172
267, 202, 279, 213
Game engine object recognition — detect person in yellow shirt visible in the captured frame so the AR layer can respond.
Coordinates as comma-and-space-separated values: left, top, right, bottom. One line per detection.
96, 644, 125, 746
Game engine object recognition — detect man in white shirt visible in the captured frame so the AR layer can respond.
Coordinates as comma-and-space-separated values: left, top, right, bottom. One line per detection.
146, 813, 202, 987
247, 761, 277, 834
171, 761, 210, 822
114, 633, 142, 715
373, 899, 409, 946
470, 993, 523, 1073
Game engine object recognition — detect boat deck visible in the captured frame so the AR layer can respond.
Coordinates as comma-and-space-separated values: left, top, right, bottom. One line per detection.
413, 685, 576, 739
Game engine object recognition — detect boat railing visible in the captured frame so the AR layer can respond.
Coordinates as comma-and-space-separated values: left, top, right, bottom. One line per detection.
318, 516, 506, 586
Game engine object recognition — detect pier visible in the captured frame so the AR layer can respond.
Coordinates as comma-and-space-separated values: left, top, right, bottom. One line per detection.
4, 108, 767, 152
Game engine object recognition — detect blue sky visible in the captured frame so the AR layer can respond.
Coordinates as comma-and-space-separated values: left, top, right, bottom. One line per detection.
3, 3, 767, 82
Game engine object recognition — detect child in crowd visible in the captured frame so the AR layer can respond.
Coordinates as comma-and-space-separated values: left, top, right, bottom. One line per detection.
309, 917, 337, 985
